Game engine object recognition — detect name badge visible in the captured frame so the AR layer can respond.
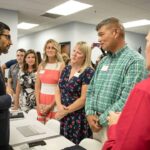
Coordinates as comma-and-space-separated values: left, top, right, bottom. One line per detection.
101, 65, 109, 71
74, 72, 81, 77
39, 70, 45, 74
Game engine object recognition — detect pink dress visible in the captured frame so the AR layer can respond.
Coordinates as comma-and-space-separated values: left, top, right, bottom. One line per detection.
37, 62, 61, 123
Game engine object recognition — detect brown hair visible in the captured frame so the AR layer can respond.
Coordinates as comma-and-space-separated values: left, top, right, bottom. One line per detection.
22, 49, 38, 72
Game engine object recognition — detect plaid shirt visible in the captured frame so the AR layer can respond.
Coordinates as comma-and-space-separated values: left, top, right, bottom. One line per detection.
85, 45, 147, 126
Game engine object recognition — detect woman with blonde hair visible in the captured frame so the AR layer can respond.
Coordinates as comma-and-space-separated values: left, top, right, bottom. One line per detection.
35, 39, 64, 124
55, 41, 95, 144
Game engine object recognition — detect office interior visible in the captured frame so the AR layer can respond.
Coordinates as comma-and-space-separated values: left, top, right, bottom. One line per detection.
0, 0, 150, 149
0, 0, 149, 64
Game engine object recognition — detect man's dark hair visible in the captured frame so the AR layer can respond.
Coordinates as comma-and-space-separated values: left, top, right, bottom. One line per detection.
0, 22, 10, 34
17, 48, 26, 53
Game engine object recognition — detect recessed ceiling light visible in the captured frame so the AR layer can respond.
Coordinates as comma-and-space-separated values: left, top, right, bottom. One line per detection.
46, 0, 92, 16
123, 19, 150, 28
17, 22, 39, 30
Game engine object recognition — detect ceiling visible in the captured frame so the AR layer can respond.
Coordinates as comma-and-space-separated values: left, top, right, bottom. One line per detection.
0, 0, 150, 37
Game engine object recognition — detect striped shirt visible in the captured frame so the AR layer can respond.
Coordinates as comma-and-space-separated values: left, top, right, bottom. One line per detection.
85, 45, 147, 126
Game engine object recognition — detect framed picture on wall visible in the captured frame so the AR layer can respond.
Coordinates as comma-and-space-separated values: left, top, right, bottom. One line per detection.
59, 41, 71, 57
92, 42, 100, 48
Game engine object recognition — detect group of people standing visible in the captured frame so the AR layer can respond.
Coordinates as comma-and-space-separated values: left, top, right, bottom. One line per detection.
6, 36, 95, 145
1, 16, 150, 150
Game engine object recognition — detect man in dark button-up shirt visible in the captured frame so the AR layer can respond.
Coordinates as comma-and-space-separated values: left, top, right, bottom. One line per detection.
0, 21, 12, 150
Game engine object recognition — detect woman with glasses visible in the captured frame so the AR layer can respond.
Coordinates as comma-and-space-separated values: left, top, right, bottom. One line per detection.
35, 39, 64, 124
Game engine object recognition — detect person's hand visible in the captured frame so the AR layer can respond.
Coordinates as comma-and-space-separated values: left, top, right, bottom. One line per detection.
87, 115, 102, 132
42, 105, 53, 115
37, 104, 45, 115
107, 111, 121, 126
55, 108, 68, 120
12, 105, 19, 111
57, 104, 65, 112
6, 87, 14, 96
12, 94, 16, 103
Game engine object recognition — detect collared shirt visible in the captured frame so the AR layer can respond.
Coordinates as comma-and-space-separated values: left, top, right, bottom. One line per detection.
8, 63, 20, 92
85, 45, 147, 126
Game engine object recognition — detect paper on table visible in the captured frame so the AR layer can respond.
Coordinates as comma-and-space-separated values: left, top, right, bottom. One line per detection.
17, 125, 46, 137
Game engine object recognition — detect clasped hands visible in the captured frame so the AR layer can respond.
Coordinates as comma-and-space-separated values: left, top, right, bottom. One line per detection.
87, 115, 102, 132
38, 104, 53, 116
55, 104, 69, 120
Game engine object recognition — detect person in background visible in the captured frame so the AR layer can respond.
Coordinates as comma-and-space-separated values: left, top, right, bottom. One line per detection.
95, 54, 106, 67
0, 21, 12, 150
35, 39, 64, 124
1, 59, 17, 76
36, 51, 42, 65
14, 49, 38, 112
7, 49, 26, 101
55, 41, 95, 144
85, 17, 147, 145
102, 31, 150, 150
61, 52, 70, 65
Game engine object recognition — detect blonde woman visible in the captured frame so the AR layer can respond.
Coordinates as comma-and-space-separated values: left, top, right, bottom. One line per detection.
55, 41, 95, 144
35, 39, 64, 124
14, 49, 38, 112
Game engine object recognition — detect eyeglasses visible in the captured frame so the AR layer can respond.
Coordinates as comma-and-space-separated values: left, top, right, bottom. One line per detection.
0, 34, 11, 40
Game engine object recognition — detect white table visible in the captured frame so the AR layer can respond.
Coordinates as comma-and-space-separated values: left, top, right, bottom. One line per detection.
10, 114, 59, 146
43, 136, 75, 150
13, 136, 75, 150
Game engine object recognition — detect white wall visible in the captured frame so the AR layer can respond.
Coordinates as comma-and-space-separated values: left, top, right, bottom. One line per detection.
125, 32, 146, 56
71, 22, 98, 48
0, 9, 18, 64
18, 22, 146, 57
18, 22, 98, 55
18, 22, 77, 54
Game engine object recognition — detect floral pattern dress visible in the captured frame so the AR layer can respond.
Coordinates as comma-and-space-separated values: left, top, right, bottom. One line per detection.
18, 70, 36, 112
59, 65, 95, 144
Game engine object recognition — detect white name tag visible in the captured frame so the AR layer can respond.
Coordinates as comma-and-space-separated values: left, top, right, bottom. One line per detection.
74, 72, 81, 77
39, 70, 45, 74
101, 65, 109, 71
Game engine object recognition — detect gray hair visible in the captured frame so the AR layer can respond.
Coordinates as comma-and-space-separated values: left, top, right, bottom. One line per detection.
96, 17, 125, 38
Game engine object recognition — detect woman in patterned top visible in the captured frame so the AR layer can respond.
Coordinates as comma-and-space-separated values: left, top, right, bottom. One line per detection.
14, 49, 38, 112
35, 39, 64, 124
55, 41, 95, 144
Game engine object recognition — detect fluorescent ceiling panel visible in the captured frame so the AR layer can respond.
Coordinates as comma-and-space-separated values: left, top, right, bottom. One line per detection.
17, 22, 39, 30
46, 0, 92, 16
123, 19, 150, 28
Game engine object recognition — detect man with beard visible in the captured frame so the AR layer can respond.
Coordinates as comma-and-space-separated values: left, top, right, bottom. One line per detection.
0, 21, 12, 150
85, 17, 147, 146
